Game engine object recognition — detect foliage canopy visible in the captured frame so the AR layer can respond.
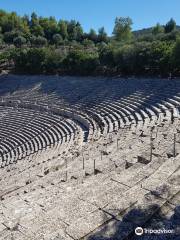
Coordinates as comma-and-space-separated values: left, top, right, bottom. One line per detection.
0, 10, 180, 76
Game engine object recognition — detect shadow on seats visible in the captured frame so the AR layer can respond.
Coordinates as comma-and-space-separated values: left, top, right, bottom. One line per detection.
87, 204, 180, 240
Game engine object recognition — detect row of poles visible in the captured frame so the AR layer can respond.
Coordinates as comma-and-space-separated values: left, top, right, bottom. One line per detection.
63, 128, 178, 181
63, 130, 131, 181
64, 145, 107, 181
150, 130, 177, 162
62, 107, 179, 180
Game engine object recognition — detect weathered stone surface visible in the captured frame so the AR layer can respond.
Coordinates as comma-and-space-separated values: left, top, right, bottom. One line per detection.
0, 76, 180, 239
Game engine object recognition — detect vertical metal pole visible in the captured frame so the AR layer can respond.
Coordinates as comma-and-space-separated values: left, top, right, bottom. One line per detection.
171, 109, 174, 124
156, 127, 158, 139
94, 159, 96, 175
65, 159, 67, 181
109, 133, 112, 143
82, 153, 85, 170
173, 133, 176, 158
150, 129, 153, 162
125, 160, 127, 169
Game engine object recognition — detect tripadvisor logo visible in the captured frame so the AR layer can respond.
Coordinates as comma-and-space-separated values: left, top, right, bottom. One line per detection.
135, 227, 144, 236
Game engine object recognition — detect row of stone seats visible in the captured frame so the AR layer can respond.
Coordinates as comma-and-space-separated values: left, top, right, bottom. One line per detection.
80, 96, 153, 134
0, 99, 97, 144
43, 104, 100, 141
2, 98, 97, 141
1, 77, 145, 109
82, 87, 180, 134
0, 109, 38, 140
42, 115, 178, 187
0, 100, 91, 141
2, 76, 180, 100
0, 107, 78, 167
0, 106, 13, 118
15, 124, 179, 240
2, 76, 180, 142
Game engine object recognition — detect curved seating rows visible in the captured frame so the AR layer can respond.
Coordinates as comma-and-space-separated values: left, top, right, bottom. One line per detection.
1, 77, 180, 167
0, 107, 79, 167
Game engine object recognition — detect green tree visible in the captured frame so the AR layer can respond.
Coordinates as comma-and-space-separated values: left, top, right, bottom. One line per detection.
171, 38, 180, 74
165, 18, 176, 33
63, 50, 99, 74
0, 12, 20, 33
98, 27, 108, 42
148, 41, 173, 75
113, 17, 133, 41
39, 17, 58, 40
31, 24, 44, 37
20, 18, 30, 37
12, 48, 46, 73
75, 22, 84, 41
88, 29, 98, 42
22, 14, 29, 25
13, 36, 26, 47
58, 20, 68, 39
30, 36, 47, 47
52, 33, 63, 46
82, 39, 95, 48
4, 30, 22, 43
44, 49, 63, 73
99, 46, 115, 67
66, 20, 83, 41
152, 23, 164, 35
30, 12, 38, 27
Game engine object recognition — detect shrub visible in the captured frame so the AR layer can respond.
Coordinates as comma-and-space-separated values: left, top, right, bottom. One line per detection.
13, 36, 26, 47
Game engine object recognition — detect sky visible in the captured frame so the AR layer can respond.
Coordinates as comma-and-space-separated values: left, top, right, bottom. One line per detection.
0, 0, 180, 35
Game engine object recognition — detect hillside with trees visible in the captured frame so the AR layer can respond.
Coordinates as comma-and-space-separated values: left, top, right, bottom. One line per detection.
0, 10, 180, 76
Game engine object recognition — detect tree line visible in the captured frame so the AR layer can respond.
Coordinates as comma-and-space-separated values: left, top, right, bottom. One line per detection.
0, 10, 180, 76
